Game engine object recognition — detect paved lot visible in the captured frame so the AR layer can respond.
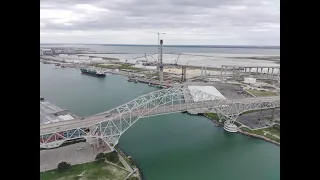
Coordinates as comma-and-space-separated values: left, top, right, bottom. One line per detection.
237, 108, 280, 129
40, 142, 110, 172
214, 83, 249, 99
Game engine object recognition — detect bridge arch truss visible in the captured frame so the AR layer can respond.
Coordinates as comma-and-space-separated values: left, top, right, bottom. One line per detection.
40, 87, 279, 150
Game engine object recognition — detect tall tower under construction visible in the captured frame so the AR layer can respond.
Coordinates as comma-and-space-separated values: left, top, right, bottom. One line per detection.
158, 39, 164, 82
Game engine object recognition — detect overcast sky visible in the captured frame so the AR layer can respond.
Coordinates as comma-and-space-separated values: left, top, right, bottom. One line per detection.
40, 0, 280, 45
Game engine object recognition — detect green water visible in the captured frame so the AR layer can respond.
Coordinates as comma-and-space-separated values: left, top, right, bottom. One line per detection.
40, 63, 280, 180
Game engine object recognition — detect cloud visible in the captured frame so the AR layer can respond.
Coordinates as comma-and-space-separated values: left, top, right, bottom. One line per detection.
40, 0, 280, 45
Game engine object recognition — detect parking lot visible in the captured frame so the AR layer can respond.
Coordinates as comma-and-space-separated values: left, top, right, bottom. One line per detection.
237, 108, 280, 129
40, 142, 111, 172
214, 83, 249, 99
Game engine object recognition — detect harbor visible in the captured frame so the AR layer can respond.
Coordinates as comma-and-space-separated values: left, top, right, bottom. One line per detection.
40, 61, 279, 180
40, 43, 280, 180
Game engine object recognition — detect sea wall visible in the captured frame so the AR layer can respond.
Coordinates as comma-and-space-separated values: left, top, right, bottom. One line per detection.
115, 146, 143, 180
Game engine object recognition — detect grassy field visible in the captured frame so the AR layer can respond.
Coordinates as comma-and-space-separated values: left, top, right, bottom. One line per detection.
246, 89, 278, 97
40, 161, 129, 180
205, 113, 221, 122
204, 113, 225, 124
205, 113, 219, 120
241, 126, 280, 143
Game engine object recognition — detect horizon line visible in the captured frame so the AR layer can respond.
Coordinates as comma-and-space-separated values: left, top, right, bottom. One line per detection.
40, 43, 280, 48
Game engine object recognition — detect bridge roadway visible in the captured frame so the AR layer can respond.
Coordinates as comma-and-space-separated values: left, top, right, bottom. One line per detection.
40, 96, 279, 135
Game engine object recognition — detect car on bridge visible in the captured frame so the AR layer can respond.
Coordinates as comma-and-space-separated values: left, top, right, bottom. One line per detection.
105, 112, 111, 118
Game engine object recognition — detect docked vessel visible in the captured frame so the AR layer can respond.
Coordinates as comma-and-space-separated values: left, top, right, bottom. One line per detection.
80, 68, 106, 77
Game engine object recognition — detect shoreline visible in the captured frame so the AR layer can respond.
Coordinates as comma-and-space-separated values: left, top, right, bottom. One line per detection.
238, 129, 280, 146
202, 113, 223, 126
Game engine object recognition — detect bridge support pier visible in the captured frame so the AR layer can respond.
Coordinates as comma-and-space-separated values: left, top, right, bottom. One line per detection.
99, 137, 115, 152
232, 67, 235, 79
224, 121, 238, 133
224, 66, 227, 79
181, 66, 187, 82
202, 66, 204, 79
272, 108, 275, 120
218, 113, 239, 133
96, 137, 104, 149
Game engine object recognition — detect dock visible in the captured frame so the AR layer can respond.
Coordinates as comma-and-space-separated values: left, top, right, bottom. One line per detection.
128, 77, 173, 88
40, 100, 78, 125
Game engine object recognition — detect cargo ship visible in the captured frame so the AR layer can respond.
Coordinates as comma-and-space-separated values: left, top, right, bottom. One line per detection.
80, 68, 106, 77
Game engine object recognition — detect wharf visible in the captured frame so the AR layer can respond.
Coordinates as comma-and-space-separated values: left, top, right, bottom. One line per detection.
129, 77, 173, 88
40, 100, 78, 125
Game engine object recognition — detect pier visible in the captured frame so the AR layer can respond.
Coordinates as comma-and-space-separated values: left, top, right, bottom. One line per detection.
40, 100, 78, 125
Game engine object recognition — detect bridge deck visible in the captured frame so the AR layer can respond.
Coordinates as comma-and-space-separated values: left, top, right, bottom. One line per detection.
40, 96, 279, 135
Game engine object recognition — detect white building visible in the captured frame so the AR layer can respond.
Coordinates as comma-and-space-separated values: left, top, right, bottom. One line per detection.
188, 86, 226, 102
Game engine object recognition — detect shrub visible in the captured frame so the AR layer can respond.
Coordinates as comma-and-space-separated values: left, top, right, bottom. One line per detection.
95, 153, 105, 163
57, 161, 71, 172
273, 124, 280, 130
129, 158, 136, 166
105, 151, 119, 163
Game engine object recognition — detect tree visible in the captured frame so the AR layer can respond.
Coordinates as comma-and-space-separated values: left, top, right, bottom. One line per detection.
57, 162, 71, 172
105, 151, 119, 163
95, 153, 105, 163
273, 124, 280, 130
